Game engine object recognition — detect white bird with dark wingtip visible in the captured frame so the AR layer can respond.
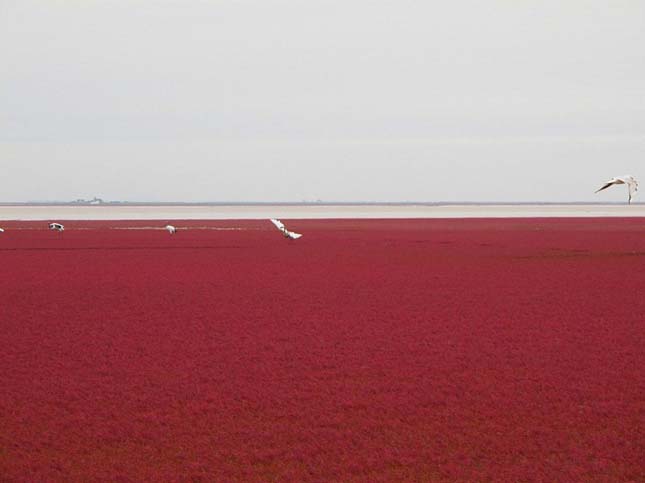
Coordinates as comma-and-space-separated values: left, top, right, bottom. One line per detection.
49, 223, 65, 232
165, 224, 177, 235
595, 175, 638, 204
270, 219, 302, 239
0, 227, 4, 233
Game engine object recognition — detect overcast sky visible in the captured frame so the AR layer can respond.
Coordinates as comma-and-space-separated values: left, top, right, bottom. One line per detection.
2, 0, 644, 202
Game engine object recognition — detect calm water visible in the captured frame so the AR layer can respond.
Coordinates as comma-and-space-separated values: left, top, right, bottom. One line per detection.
1, 204, 645, 220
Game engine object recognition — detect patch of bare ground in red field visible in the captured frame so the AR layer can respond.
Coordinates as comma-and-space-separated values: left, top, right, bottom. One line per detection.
1, 218, 643, 481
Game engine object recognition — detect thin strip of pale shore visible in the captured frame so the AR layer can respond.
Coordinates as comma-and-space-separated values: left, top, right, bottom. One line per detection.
1, 204, 644, 221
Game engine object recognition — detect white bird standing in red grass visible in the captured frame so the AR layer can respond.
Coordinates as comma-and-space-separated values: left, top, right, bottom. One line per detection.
270, 219, 302, 239
165, 224, 177, 234
595, 175, 638, 204
49, 223, 65, 232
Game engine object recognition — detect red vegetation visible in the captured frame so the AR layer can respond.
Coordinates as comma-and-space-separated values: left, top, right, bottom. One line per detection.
1, 218, 643, 481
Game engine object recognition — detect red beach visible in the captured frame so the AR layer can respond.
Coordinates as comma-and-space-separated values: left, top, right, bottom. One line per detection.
1, 218, 643, 481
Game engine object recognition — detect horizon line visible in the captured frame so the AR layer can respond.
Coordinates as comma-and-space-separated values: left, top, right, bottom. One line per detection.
1, 201, 642, 207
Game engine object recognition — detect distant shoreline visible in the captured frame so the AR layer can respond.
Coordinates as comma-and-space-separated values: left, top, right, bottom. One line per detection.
1, 204, 644, 220
0, 201, 641, 206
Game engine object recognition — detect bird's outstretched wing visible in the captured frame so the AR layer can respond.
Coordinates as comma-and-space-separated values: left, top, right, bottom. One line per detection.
286, 231, 302, 239
270, 219, 286, 231
595, 182, 615, 193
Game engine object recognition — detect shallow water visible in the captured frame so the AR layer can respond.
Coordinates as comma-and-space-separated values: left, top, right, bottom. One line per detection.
1, 203, 645, 220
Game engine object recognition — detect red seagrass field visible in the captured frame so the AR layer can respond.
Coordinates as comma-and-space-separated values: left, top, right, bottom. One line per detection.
1, 218, 643, 481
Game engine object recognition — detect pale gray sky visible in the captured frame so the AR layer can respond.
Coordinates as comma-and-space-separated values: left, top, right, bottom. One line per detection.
2, 0, 644, 202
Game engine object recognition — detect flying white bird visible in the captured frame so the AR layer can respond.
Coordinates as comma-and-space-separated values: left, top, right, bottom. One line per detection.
270, 218, 302, 239
165, 224, 177, 234
49, 223, 65, 232
595, 175, 639, 204
0, 228, 4, 233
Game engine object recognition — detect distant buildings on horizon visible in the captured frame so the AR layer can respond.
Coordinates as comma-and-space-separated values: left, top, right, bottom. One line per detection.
70, 197, 106, 205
